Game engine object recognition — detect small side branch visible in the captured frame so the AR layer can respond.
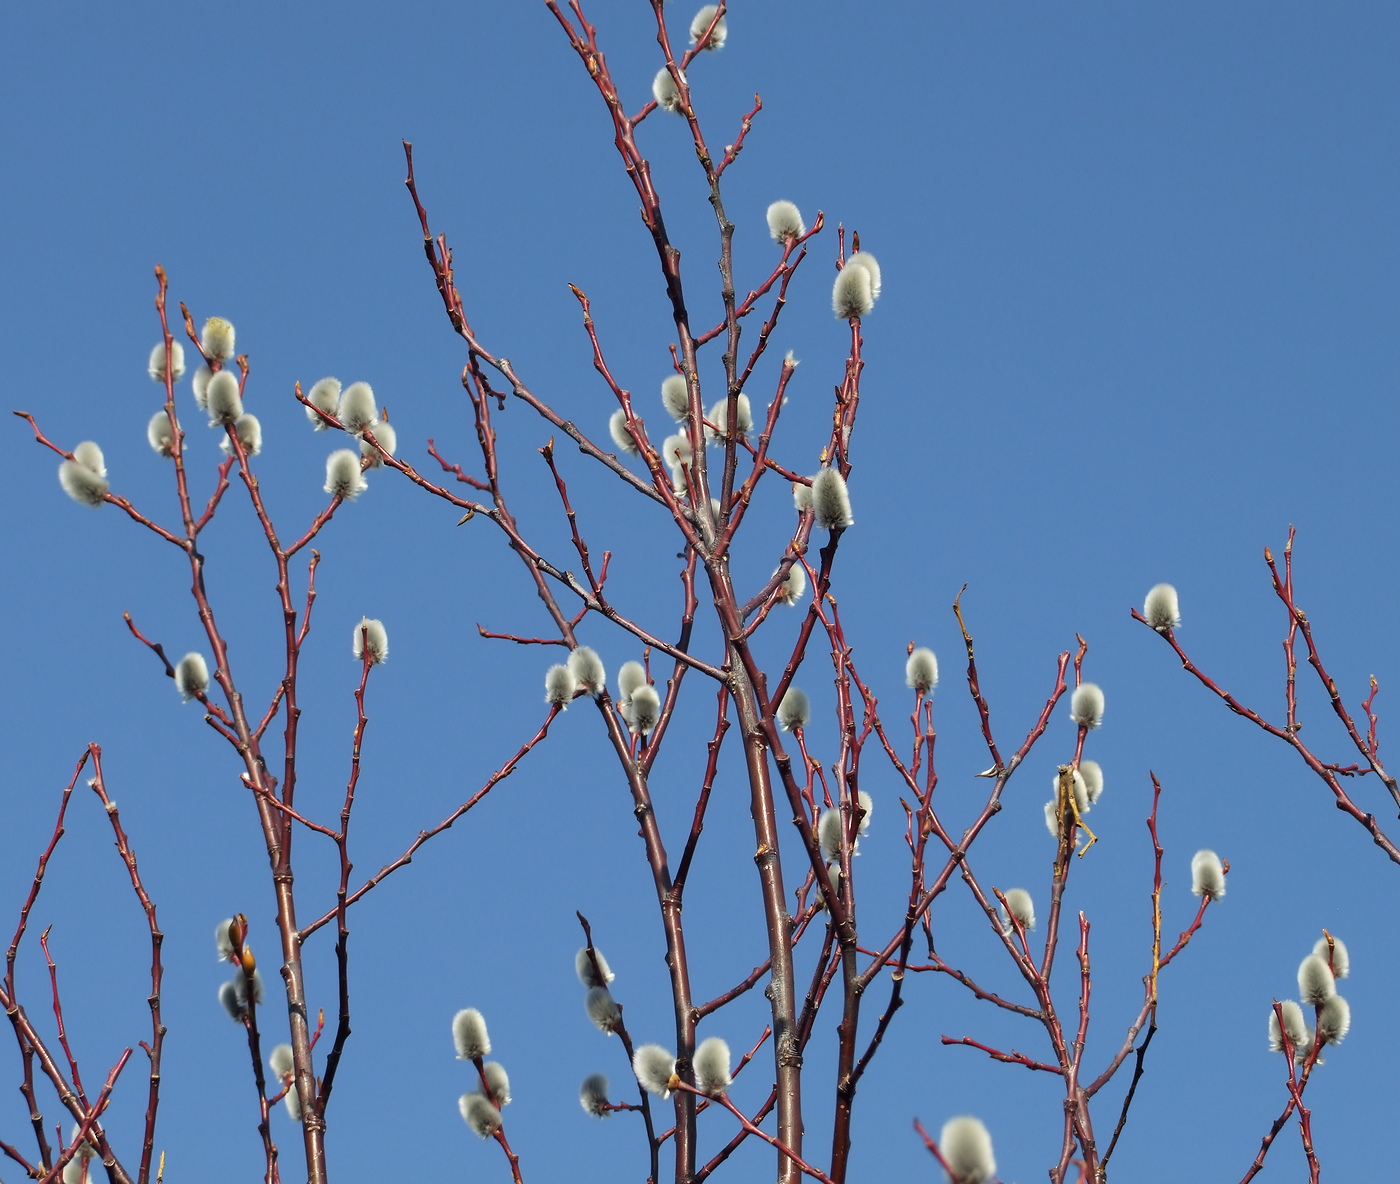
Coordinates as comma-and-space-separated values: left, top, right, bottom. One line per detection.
941, 1035, 1058, 1074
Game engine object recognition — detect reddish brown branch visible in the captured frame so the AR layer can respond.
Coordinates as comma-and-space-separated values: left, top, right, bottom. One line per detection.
299, 708, 561, 939
1134, 544, 1400, 862
940, 1035, 1059, 1074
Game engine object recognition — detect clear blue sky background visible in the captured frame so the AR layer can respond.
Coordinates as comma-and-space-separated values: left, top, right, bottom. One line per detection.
3, 3, 1398, 1181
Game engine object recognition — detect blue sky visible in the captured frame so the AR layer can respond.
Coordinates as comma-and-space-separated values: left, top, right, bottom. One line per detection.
3, 3, 1398, 1181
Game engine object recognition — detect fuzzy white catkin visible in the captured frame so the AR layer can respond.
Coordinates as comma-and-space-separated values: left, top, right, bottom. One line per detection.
939, 1116, 996, 1184
62, 1138, 99, 1184
1297, 954, 1336, 1005
243, 970, 265, 1007
352, 617, 388, 664
483, 1061, 511, 1106
1070, 682, 1105, 729
306, 378, 342, 429
269, 1044, 294, 1078
545, 663, 579, 706
192, 366, 213, 409
1314, 934, 1349, 979
1269, 1000, 1308, 1053
856, 790, 873, 837
579, 1074, 611, 1117
1003, 888, 1036, 931
285, 1086, 302, 1122
609, 408, 641, 456
1190, 849, 1225, 899
629, 685, 662, 736
706, 394, 752, 442
337, 382, 378, 435
61, 1138, 99, 1184
818, 808, 846, 862
568, 646, 606, 694
766, 200, 806, 243
689, 4, 727, 49
148, 341, 186, 382
585, 986, 622, 1033
219, 413, 262, 457
576, 947, 615, 987
906, 648, 939, 694
845, 251, 882, 301
1044, 800, 1061, 838
652, 67, 683, 113
832, 261, 874, 318
147, 412, 177, 458
1318, 994, 1350, 1044
1080, 760, 1104, 805
324, 449, 367, 499
218, 980, 243, 1021
633, 1044, 677, 1098
694, 1036, 732, 1094
660, 432, 693, 468
67, 1129, 98, 1161
175, 652, 210, 702
205, 370, 243, 426
1143, 583, 1181, 631
201, 317, 236, 361
58, 459, 108, 506
361, 420, 396, 466
72, 441, 106, 477
776, 560, 807, 606
1063, 768, 1090, 816
453, 1008, 491, 1059
61, 1159, 87, 1184
793, 482, 813, 512
661, 375, 689, 421
459, 1092, 501, 1139
216, 918, 236, 961
811, 467, 853, 529
777, 687, 810, 732
618, 661, 648, 702
231, 970, 258, 1009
